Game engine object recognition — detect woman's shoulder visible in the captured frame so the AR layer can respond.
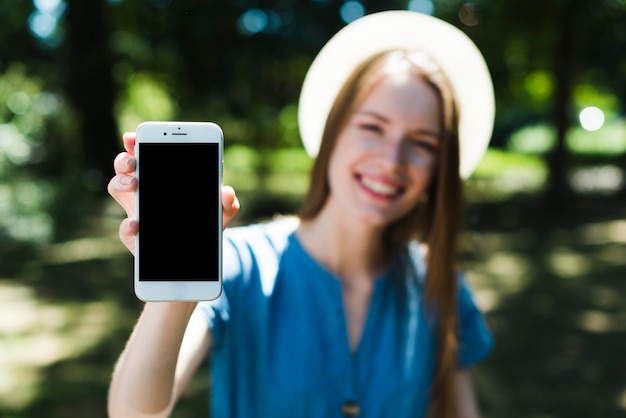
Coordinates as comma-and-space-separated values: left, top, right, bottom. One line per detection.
219, 215, 301, 304
222, 215, 301, 278
224, 215, 300, 247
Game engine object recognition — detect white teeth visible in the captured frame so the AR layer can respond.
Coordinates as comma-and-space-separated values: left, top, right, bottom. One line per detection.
361, 177, 398, 196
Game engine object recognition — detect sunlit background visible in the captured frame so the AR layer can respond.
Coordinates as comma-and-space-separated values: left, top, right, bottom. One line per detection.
1, 0, 626, 417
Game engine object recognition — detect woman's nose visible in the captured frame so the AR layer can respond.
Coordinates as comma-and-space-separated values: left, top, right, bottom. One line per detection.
378, 137, 405, 166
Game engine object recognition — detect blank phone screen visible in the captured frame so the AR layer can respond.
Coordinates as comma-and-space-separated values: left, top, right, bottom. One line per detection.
137, 142, 220, 281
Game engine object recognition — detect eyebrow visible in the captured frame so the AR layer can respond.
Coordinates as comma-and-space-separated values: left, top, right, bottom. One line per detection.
356, 110, 441, 140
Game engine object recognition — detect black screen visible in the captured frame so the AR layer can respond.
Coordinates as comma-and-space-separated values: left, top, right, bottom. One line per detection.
138, 142, 220, 281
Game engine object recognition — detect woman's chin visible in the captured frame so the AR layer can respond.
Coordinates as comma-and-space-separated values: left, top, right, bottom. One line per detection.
349, 207, 405, 229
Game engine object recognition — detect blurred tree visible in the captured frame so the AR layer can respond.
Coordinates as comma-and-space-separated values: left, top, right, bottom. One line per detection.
442, 0, 625, 210
64, 0, 119, 186
547, 0, 578, 209
0, 0, 624, 238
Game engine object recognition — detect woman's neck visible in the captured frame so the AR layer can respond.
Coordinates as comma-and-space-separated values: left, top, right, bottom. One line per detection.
296, 202, 389, 284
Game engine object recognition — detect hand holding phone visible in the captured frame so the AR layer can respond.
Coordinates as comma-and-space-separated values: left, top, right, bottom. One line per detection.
132, 121, 224, 302
108, 133, 240, 257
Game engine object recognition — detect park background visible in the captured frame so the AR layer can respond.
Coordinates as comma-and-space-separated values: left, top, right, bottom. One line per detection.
1, 0, 625, 417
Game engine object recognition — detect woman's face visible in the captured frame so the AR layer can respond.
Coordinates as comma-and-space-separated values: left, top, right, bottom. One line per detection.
326, 71, 441, 227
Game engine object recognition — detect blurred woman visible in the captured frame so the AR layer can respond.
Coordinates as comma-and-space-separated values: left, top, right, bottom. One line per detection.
106, 10, 495, 418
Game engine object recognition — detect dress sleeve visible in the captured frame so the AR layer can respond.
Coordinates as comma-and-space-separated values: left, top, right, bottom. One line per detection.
193, 232, 243, 349
457, 273, 494, 368
192, 220, 291, 349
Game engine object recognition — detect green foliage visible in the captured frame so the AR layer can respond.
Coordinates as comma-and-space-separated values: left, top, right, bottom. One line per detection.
223, 144, 260, 193
567, 121, 626, 155
467, 149, 548, 201
224, 144, 260, 174
224, 145, 311, 197
267, 147, 312, 175
0, 64, 73, 244
278, 104, 301, 147
507, 121, 626, 156
573, 83, 621, 118
115, 72, 177, 133
523, 70, 555, 105
475, 149, 547, 177
508, 124, 556, 154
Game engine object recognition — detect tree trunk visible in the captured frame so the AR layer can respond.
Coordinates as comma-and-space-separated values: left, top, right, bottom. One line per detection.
545, 0, 577, 212
64, 0, 118, 192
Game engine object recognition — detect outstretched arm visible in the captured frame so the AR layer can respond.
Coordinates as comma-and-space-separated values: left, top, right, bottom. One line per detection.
106, 132, 240, 417
456, 370, 482, 418
107, 302, 207, 418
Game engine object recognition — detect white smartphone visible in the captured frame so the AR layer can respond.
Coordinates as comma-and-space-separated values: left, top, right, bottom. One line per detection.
134, 121, 223, 301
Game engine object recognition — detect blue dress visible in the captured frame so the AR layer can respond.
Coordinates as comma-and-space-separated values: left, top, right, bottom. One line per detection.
196, 217, 493, 418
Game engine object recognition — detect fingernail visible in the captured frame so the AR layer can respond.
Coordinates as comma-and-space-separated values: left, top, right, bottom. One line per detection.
120, 176, 133, 185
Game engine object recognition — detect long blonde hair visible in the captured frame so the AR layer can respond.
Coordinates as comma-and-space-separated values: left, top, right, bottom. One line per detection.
298, 49, 463, 418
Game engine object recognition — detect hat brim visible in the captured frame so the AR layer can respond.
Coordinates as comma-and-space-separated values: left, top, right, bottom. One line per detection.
297, 10, 495, 179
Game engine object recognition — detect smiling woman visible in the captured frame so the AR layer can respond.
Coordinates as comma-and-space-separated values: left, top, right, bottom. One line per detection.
320, 53, 442, 228
106, 10, 495, 418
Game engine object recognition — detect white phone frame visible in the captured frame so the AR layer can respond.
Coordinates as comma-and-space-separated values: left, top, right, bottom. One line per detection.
134, 121, 223, 301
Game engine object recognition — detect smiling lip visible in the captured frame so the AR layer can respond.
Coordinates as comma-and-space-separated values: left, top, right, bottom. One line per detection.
357, 174, 404, 198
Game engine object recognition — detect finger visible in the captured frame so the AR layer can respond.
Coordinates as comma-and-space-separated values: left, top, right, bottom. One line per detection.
107, 174, 137, 218
113, 152, 136, 175
119, 218, 138, 255
107, 173, 138, 195
122, 132, 136, 155
221, 185, 240, 229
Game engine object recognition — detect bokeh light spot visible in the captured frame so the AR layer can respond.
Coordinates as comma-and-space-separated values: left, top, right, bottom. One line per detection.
569, 165, 624, 196
34, 0, 64, 16
523, 71, 555, 102
579, 106, 605, 131
237, 9, 268, 35
279, 105, 298, 130
28, 12, 57, 39
340, 1, 365, 24
459, 3, 480, 26
407, 0, 434, 15
7, 92, 31, 115
33, 92, 62, 116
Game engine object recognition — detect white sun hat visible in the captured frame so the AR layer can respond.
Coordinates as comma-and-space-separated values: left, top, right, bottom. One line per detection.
297, 10, 495, 179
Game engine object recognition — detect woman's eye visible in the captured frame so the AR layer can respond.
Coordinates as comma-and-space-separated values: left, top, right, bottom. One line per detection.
410, 140, 437, 154
360, 123, 382, 134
